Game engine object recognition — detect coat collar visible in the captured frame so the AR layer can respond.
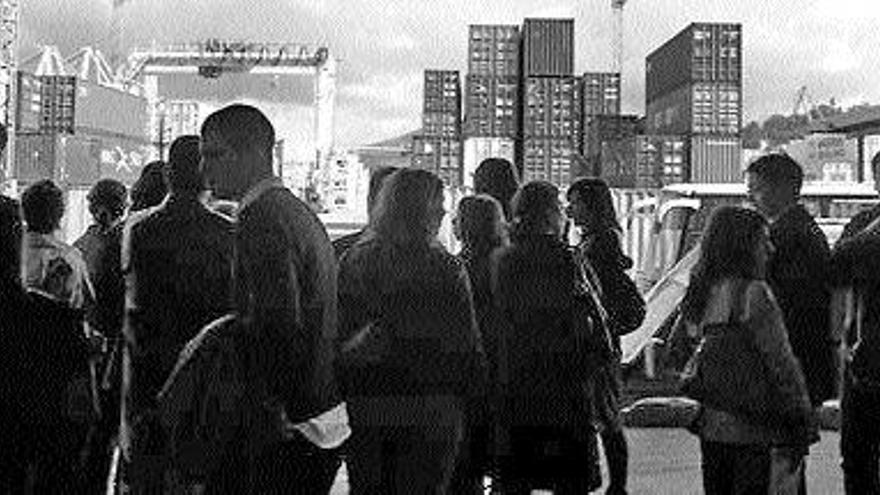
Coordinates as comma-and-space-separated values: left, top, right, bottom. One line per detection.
237, 176, 284, 214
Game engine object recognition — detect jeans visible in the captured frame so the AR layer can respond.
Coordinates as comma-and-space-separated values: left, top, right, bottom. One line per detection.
841, 367, 880, 495
701, 441, 771, 495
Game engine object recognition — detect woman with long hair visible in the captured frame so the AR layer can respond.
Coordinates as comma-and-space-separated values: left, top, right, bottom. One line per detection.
566, 178, 645, 495
491, 181, 603, 494
338, 168, 487, 494
473, 158, 519, 221
681, 205, 817, 494
451, 194, 509, 493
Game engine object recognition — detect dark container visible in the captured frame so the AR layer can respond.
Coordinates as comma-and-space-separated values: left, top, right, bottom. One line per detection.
646, 23, 742, 103
521, 18, 574, 77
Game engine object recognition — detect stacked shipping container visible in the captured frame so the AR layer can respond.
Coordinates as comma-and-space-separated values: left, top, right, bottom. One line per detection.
463, 25, 519, 188
585, 115, 644, 186
645, 23, 743, 183
580, 72, 621, 163
414, 70, 463, 187
518, 18, 578, 188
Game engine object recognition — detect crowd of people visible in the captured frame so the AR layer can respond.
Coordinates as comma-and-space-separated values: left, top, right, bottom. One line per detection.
0, 104, 878, 494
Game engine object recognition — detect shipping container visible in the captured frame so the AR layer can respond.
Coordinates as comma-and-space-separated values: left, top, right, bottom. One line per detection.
463, 75, 518, 138
157, 100, 201, 146
641, 135, 688, 186
411, 135, 463, 187
75, 80, 149, 140
468, 25, 520, 77
39, 75, 76, 134
462, 137, 515, 188
521, 137, 575, 187
585, 114, 644, 162
14, 132, 100, 186
522, 18, 574, 77
688, 134, 743, 183
646, 22, 742, 103
784, 133, 858, 183
598, 137, 638, 188
522, 76, 581, 140
647, 81, 741, 136
582, 72, 621, 118
15, 71, 42, 132
422, 70, 461, 142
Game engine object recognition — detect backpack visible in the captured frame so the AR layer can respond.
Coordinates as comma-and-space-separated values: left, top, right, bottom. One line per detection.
157, 314, 286, 486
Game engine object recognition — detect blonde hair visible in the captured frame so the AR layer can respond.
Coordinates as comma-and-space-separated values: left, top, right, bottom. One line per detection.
369, 169, 444, 245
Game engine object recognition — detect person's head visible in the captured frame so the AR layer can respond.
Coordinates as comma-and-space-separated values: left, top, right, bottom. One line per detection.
367, 166, 399, 220
0, 195, 22, 281
510, 181, 565, 239
455, 194, 507, 255
131, 160, 168, 211
745, 153, 804, 218
21, 179, 65, 234
200, 104, 275, 201
474, 158, 519, 219
370, 168, 445, 245
87, 179, 127, 228
166, 135, 206, 195
871, 151, 880, 193
682, 205, 774, 323
566, 177, 620, 233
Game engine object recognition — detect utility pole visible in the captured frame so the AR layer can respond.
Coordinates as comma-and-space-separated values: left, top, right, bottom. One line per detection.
0, 0, 19, 195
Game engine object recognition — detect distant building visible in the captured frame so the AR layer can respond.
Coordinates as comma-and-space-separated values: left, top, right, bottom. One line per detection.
413, 70, 463, 187
355, 129, 418, 171
518, 18, 579, 188
645, 22, 743, 183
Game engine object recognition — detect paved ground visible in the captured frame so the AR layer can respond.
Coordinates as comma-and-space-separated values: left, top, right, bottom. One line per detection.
330, 428, 844, 494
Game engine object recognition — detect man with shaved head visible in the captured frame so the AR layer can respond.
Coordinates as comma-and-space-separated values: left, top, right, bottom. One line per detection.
200, 104, 347, 493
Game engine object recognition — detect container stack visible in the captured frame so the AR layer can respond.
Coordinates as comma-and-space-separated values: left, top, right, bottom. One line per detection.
518, 18, 580, 188
645, 23, 743, 184
412, 70, 463, 187
462, 24, 519, 188
578, 72, 621, 177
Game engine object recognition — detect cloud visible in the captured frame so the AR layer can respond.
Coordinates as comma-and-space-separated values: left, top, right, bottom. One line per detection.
821, 40, 861, 73
340, 72, 422, 112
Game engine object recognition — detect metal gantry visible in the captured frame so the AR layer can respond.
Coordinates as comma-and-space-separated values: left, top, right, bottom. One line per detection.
125, 40, 336, 171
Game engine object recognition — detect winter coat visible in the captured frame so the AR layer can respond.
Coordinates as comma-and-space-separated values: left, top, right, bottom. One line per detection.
695, 277, 818, 448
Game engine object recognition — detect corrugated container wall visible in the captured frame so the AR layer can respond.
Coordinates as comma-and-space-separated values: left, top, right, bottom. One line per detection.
646, 81, 741, 136
14, 133, 100, 186
688, 135, 743, 183
15, 71, 42, 132
75, 81, 150, 140
468, 25, 520, 77
39, 75, 76, 134
411, 135, 463, 187
522, 76, 581, 139
582, 72, 621, 118
160, 101, 201, 145
462, 137, 515, 189
646, 22, 742, 103
648, 135, 687, 185
521, 18, 574, 77
521, 137, 576, 187
464, 75, 518, 137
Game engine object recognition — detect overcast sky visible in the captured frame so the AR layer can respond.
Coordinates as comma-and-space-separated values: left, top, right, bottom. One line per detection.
18, 0, 880, 150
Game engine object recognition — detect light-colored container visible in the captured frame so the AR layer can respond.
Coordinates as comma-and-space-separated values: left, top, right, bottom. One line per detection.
462, 136, 514, 190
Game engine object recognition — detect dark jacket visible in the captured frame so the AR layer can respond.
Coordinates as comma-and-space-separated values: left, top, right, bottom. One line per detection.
579, 229, 645, 348
830, 229, 880, 382
75, 223, 125, 339
838, 203, 880, 244
491, 233, 600, 431
236, 179, 341, 422
767, 204, 835, 406
338, 236, 487, 399
123, 195, 235, 413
